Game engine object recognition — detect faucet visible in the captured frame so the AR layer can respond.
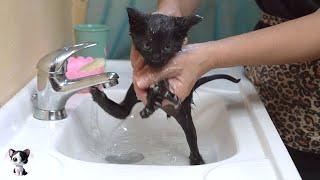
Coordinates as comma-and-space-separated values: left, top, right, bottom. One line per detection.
32, 42, 119, 120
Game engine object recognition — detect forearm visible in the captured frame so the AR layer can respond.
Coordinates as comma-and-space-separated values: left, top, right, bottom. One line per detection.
200, 10, 320, 72
157, 0, 201, 16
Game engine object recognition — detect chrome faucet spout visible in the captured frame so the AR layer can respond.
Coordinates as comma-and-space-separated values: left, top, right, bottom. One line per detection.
51, 72, 118, 93
33, 43, 119, 120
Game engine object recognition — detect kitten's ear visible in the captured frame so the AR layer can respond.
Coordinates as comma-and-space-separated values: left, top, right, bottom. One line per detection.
8, 149, 15, 158
175, 14, 203, 30
23, 149, 30, 157
127, 7, 148, 34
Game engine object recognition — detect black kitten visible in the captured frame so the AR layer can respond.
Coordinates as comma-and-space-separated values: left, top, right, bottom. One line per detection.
9, 149, 30, 176
91, 8, 240, 165
127, 7, 202, 68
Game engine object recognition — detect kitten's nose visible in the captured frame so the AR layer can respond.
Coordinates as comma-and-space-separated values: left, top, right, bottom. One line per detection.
152, 54, 160, 60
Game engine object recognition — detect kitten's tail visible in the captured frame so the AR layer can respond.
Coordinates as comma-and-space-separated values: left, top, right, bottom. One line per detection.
193, 74, 241, 90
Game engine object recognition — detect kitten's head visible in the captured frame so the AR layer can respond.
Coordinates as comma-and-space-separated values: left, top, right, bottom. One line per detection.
127, 7, 202, 68
9, 149, 30, 166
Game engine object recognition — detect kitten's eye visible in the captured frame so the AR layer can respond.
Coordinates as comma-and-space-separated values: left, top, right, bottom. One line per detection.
163, 45, 171, 52
13, 158, 17, 162
143, 42, 151, 51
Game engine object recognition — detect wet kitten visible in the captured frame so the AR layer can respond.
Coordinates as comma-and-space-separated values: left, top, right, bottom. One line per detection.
127, 7, 204, 117
91, 8, 240, 165
127, 7, 202, 68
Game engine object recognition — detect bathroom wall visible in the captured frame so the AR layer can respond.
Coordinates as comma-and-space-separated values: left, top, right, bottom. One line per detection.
0, 0, 73, 106
72, 0, 88, 27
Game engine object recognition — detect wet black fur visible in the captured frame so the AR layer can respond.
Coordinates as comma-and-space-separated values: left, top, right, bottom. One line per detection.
90, 8, 240, 165
127, 7, 203, 68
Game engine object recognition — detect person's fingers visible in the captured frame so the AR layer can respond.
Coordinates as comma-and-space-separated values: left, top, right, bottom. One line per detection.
167, 78, 188, 101
135, 55, 145, 72
136, 66, 183, 89
130, 45, 138, 60
133, 77, 147, 104
134, 87, 147, 104
130, 45, 145, 71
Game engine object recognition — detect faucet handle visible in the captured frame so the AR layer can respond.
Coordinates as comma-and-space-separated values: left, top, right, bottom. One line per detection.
37, 42, 97, 74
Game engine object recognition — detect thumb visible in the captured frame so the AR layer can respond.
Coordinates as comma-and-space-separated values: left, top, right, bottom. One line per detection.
130, 45, 145, 71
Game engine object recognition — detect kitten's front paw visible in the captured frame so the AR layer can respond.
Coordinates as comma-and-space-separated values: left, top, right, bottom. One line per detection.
90, 87, 106, 102
140, 108, 153, 118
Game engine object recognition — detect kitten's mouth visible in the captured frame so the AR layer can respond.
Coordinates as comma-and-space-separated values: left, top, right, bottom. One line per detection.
151, 59, 161, 63
147, 61, 165, 69
144, 58, 169, 68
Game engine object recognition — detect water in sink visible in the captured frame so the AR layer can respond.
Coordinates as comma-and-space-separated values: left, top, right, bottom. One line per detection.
55, 90, 237, 166
87, 111, 215, 165
102, 114, 212, 165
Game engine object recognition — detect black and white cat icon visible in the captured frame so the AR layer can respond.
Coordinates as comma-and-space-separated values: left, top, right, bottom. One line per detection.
8, 149, 30, 176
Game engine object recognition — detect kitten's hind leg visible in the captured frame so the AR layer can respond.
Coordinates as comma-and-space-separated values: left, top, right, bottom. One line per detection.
173, 97, 205, 165
90, 83, 140, 119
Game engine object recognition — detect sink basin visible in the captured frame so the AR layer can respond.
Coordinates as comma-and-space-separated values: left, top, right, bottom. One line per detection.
55, 90, 237, 165
0, 61, 301, 179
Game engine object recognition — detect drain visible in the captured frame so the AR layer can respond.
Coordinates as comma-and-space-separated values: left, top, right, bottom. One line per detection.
105, 152, 144, 164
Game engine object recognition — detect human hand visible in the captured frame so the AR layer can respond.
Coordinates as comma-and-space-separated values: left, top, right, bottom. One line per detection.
129, 45, 149, 103
133, 43, 210, 104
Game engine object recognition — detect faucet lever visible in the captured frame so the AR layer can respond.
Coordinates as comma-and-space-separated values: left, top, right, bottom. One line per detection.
33, 43, 119, 121
36, 42, 97, 75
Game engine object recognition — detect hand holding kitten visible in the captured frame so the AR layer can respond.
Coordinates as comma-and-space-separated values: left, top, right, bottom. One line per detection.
132, 43, 210, 103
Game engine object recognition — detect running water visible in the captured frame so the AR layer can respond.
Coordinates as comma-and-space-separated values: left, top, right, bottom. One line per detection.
102, 113, 194, 165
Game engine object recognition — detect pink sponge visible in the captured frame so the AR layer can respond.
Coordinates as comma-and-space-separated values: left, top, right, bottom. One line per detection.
66, 56, 104, 79
66, 56, 105, 93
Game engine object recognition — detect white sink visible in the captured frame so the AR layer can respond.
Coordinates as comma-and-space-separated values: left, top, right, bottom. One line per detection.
55, 90, 238, 165
0, 61, 301, 179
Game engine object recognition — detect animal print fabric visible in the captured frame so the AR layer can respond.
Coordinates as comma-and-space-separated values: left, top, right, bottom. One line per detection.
261, 12, 288, 26
244, 13, 320, 153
